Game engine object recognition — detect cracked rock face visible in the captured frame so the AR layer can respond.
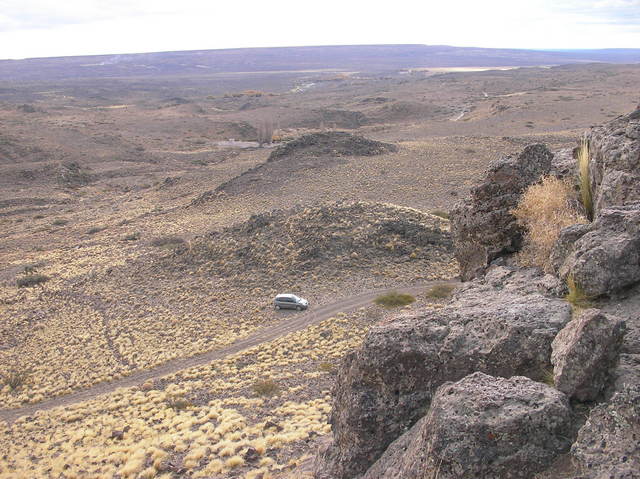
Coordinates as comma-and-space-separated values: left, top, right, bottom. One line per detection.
451, 144, 554, 281
588, 108, 640, 216
362, 373, 573, 479
551, 309, 626, 402
572, 385, 640, 479
558, 203, 640, 298
318, 267, 572, 479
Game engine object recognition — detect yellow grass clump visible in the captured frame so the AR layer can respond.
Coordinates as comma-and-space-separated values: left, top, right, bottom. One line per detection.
578, 138, 593, 220
512, 176, 587, 272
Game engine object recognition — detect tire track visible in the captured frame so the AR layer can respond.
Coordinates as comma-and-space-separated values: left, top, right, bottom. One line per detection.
0, 280, 457, 424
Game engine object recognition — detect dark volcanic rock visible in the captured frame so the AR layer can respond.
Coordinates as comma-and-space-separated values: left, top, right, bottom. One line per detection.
572, 385, 640, 479
451, 144, 553, 281
362, 373, 573, 479
551, 309, 626, 401
558, 203, 640, 297
319, 266, 571, 479
267, 131, 397, 162
588, 107, 640, 216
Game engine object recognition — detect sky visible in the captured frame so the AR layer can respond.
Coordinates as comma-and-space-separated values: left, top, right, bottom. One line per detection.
0, 0, 639, 60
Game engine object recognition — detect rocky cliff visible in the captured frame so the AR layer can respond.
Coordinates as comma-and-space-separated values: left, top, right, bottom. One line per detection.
316, 107, 640, 479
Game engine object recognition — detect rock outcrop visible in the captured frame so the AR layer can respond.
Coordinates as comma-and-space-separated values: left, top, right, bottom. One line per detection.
362, 373, 573, 479
320, 266, 572, 479
551, 309, 625, 401
588, 107, 640, 216
451, 144, 553, 280
557, 203, 640, 297
572, 385, 640, 478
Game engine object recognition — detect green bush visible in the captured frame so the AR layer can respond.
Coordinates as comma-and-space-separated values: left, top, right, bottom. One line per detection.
374, 291, 416, 308
16, 274, 50, 288
318, 362, 336, 373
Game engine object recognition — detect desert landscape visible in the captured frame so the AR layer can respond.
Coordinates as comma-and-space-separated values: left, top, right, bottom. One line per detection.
1, 43, 640, 478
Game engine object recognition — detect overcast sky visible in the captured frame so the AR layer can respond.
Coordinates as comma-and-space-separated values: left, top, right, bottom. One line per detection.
0, 0, 639, 60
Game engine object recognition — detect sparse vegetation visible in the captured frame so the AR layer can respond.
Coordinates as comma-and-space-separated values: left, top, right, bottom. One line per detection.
150, 235, 186, 248
512, 176, 587, 272
2, 369, 30, 391
566, 275, 593, 309
16, 273, 50, 288
374, 291, 416, 307
426, 283, 455, 300
122, 232, 141, 241
431, 210, 450, 220
51, 218, 68, 226
578, 138, 593, 220
318, 362, 336, 373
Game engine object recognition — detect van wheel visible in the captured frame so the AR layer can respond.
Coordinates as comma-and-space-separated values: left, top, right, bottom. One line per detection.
296, 305, 302, 311
275, 305, 280, 310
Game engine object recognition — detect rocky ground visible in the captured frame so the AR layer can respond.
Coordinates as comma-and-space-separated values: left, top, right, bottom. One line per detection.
316, 107, 640, 479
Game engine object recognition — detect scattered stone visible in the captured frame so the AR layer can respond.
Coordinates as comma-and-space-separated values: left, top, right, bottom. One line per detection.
572, 385, 640, 478
362, 373, 573, 479
320, 267, 571, 479
551, 309, 626, 401
451, 144, 553, 280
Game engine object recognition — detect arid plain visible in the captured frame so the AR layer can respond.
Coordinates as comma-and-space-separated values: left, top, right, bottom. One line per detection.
1, 58, 639, 478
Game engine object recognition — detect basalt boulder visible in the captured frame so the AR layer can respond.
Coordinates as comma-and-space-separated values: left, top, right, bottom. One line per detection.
571, 385, 640, 478
318, 267, 572, 479
557, 203, 640, 298
551, 309, 626, 402
362, 373, 573, 479
587, 107, 640, 217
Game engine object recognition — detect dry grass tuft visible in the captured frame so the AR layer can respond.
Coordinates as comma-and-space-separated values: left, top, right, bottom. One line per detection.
566, 275, 593, 310
16, 273, 50, 288
512, 176, 587, 272
578, 138, 593, 220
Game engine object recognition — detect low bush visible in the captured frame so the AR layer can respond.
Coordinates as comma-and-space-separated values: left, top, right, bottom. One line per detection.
16, 273, 50, 288
318, 362, 336, 373
252, 379, 280, 397
426, 283, 455, 300
122, 232, 141, 242
511, 176, 587, 272
374, 291, 416, 308
2, 369, 29, 391
431, 210, 450, 220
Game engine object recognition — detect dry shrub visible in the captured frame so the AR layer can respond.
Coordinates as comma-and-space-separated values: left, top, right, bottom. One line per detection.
252, 379, 280, 397
512, 176, 587, 272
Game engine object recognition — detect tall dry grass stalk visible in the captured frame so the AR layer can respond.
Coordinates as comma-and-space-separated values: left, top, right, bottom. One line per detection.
578, 138, 593, 220
512, 176, 587, 272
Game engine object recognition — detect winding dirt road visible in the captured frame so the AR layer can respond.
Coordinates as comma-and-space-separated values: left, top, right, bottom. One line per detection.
0, 281, 456, 425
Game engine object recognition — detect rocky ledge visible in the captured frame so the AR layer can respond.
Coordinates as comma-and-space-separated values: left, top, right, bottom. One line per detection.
315, 107, 640, 479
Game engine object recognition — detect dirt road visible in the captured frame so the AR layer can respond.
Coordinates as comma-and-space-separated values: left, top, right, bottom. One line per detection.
0, 281, 456, 424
